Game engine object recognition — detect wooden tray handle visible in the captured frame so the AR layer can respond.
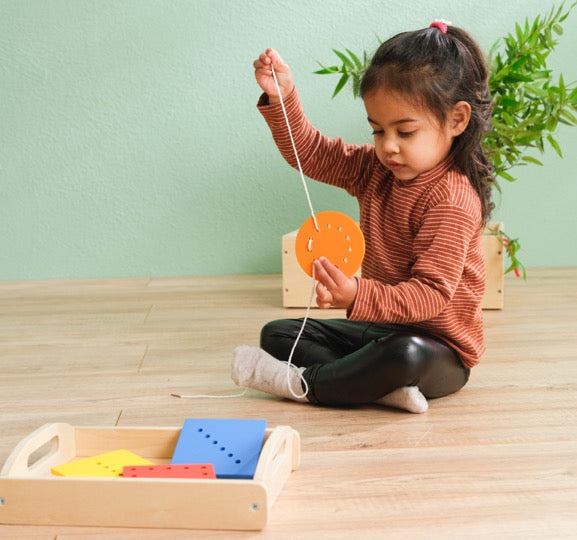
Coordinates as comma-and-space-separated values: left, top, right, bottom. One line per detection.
1, 423, 76, 477
253, 426, 300, 506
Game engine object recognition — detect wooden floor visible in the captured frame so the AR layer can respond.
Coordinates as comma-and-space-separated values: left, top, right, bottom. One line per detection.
1, 268, 576, 539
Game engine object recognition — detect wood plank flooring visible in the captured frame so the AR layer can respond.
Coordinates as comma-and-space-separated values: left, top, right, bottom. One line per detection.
0, 268, 576, 539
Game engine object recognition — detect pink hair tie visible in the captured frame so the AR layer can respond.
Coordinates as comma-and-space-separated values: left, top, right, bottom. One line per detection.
430, 19, 451, 34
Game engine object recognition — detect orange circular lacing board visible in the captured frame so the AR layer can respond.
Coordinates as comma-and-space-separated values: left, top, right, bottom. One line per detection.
295, 211, 365, 278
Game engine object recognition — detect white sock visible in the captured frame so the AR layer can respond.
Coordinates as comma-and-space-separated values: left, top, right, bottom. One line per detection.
375, 387, 428, 414
231, 346, 309, 403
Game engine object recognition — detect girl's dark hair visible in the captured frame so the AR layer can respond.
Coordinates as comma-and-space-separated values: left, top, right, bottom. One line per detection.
360, 26, 495, 223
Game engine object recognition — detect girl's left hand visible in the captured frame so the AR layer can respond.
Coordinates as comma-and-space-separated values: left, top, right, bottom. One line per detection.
314, 257, 358, 310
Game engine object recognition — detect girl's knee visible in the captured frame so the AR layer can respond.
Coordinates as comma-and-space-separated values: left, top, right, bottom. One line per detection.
260, 319, 301, 355
260, 319, 283, 351
378, 333, 433, 376
380, 333, 467, 398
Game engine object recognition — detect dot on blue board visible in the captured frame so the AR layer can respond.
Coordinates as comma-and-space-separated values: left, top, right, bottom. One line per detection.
171, 419, 267, 479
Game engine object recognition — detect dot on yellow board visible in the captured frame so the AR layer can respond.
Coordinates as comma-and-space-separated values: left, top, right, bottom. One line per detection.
295, 211, 365, 278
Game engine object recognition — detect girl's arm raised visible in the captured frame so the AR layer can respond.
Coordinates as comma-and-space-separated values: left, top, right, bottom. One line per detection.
257, 85, 376, 197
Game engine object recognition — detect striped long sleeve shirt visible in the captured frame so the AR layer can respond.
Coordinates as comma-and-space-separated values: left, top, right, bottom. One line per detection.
258, 89, 486, 368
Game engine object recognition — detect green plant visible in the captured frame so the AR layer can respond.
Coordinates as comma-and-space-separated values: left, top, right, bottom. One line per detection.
314, 2, 577, 278
486, 224, 526, 279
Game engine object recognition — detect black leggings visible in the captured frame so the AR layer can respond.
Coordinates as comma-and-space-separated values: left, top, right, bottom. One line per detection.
260, 318, 470, 405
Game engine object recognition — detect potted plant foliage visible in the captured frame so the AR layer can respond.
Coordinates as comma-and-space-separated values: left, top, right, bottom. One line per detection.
314, 2, 577, 279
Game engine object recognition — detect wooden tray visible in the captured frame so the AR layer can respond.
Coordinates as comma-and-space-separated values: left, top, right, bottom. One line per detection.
0, 422, 300, 531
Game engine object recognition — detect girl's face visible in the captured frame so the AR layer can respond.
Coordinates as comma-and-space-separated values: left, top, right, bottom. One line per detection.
363, 88, 468, 181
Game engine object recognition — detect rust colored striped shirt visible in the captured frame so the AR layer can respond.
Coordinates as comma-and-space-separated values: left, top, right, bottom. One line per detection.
259, 90, 486, 368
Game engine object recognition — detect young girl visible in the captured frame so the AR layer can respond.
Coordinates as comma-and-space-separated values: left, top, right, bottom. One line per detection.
232, 21, 494, 413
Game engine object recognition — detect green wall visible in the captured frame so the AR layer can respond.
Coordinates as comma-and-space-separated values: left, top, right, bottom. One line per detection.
1, 0, 576, 280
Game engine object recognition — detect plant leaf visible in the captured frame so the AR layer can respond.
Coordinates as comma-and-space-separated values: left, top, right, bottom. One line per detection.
497, 170, 517, 182
521, 156, 544, 166
332, 49, 354, 69
314, 64, 340, 75
332, 73, 349, 98
345, 48, 363, 69
559, 108, 577, 125
547, 134, 563, 157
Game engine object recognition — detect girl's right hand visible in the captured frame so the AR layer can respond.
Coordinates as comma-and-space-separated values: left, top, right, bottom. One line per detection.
253, 48, 294, 104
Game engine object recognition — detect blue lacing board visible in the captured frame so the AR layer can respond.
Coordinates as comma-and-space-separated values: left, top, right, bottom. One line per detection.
171, 418, 268, 479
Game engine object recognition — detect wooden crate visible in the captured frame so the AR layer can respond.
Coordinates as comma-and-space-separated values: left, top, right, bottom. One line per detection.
0, 423, 300, 531
481, 226, 505, 310
282, 223, 504, 310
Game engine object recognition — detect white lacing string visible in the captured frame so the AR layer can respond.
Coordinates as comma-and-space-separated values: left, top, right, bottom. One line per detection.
284, 265, 315, 399
270, 61, 322, 400
173, 59, 320, 402
270, 63, 319, 232
171, 389, 247, 399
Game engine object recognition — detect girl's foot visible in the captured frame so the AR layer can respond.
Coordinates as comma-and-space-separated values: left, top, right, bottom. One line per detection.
231, 346, 309, 402
375, 386, 428, 413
